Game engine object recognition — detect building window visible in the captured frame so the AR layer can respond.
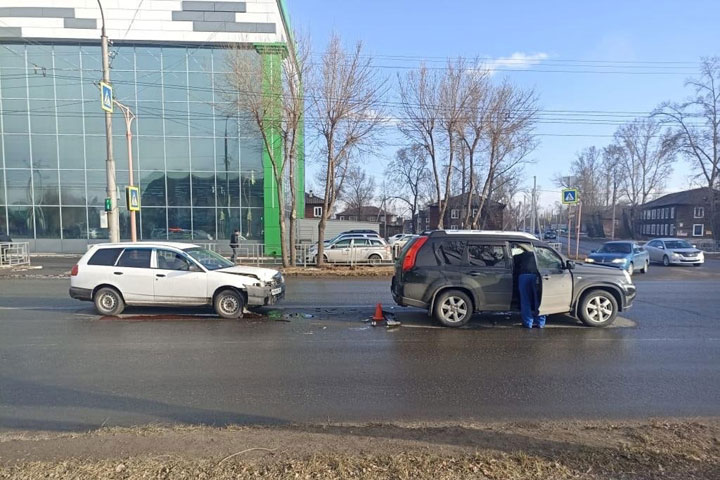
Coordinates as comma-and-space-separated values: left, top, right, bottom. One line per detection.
670, 224, 676, 235
450, 209, 459, 219
670, 207, 675, 219
450, 225, 458, 230
425, 218, 430, 224
313, 206, 323, 217
472, 208, 478, 217
651, 224, 656, 235
694, 207, 704, 218
693, 224, 704, 236
664, 224, 669, 236
651, 209, 656, 220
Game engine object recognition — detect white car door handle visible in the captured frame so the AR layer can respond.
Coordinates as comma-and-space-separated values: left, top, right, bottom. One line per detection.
113, 272, 123, 275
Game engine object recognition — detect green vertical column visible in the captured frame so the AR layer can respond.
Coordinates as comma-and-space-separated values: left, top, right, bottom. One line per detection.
254, 44, 286, 256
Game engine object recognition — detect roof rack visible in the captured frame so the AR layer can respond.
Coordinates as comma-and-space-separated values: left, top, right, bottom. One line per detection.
425, 230, 539, 240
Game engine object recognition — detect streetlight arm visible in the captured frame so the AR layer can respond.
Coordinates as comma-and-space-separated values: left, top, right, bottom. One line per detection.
96, 0, 106, 36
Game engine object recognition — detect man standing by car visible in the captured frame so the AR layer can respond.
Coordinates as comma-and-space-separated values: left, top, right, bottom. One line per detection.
230, 229, 240, 263
513, 245, 546, 329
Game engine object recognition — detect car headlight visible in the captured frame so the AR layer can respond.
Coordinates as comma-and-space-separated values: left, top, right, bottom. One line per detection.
671, 252, 680, 258
623, 270, 632, 283
585, 257, 595, 263
611, 258, 626, 264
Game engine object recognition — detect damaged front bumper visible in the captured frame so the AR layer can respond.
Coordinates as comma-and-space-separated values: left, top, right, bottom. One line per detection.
246, 282, 285, 306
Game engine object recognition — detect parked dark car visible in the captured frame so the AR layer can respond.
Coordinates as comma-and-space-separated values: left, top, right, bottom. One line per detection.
391, 230, 636, 328
543, 230, 557, 240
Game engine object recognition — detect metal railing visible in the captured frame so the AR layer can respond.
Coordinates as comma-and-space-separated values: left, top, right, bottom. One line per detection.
0, 242, 30, 267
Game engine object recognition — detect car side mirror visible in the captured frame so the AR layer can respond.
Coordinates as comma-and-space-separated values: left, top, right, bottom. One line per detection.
566, 260, 576, 270
658, 245, 665, 250
590, 249, 597, 253
692, 244, 697, 248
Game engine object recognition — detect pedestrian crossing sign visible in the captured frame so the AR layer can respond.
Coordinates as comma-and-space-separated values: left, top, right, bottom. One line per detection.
126, 186, 140, 212
100, 82, 113, 113
562, 188, 579, 204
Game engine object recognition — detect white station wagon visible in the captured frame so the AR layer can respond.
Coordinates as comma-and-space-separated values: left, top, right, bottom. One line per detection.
69, 242, 284, 318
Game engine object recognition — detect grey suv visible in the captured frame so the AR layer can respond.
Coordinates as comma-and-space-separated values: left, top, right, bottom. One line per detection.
391, 230, 636, 327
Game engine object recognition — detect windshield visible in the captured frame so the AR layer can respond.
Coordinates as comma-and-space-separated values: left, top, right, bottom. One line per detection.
183, 247, 234, 270
665, 240, 693, 249
598, 243, 631, 254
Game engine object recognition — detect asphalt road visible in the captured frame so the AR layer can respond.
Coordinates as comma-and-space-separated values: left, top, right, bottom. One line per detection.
1, 259, 720, 432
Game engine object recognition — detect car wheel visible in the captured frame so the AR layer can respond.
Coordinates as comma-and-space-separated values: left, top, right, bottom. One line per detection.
627, 262, 634, 276
694, 263, 702, 267
433, 290, 472, 327
214, 289, 244, 319
93, 287, 125, 316
640, 260, 649, 273
368, 254, 382, 264
663, 255, 670, 266
578, 289, 618, 327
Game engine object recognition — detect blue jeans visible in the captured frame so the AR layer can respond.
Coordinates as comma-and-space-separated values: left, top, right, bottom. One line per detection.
518, 273, 546, 328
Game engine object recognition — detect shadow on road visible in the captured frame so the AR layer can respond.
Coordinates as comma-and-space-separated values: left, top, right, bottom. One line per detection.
0, 376, 287, 432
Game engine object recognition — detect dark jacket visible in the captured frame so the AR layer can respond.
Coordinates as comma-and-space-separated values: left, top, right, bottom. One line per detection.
515, 250, 539, 275
230, 232, 240, 247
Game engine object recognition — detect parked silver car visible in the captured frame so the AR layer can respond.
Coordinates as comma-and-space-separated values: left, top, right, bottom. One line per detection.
644, 238, 704, 266
310, 237, 392, 264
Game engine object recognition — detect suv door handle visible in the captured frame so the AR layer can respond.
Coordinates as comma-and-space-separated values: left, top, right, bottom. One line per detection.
113, 272, 123, 275
469, 271, 484, 276
156, 273, 166, 278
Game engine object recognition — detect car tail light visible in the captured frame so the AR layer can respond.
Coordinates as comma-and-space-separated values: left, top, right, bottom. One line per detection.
402, 236, 428, 272
70, 264, 79, 276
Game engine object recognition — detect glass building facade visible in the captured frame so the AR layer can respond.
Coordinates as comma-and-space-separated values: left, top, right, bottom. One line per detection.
0, 42, 269, 249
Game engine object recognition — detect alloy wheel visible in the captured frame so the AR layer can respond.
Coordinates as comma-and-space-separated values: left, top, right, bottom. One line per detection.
584, 295, 614, 323
440, 296, 468, 324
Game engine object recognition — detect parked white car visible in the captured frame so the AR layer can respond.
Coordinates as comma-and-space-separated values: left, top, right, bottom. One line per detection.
389, 234, 418, 248
307, 237, 392, 263
70, 242, 284, 318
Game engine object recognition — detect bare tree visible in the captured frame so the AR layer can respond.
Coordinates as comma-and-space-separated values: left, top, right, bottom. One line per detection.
310, 34, 387, 266
602, 144, 624, 238
613, 118, 678, 237
282, 34, 311, 265
342, 165, 376, 219
436, 58, 474, 228
398, 65, 444, 225
386, 144, 432, 233
655, 57, 720, 240
456, 68, 491, 228
472, 82, 538, 228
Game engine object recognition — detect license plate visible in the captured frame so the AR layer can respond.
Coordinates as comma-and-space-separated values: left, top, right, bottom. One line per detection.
271, 287, 282, 296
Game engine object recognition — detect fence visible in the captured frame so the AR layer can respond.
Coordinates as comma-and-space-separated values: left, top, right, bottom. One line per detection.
0, 242, 30, 267
293, 244, 397, 267
693, 239, 720, 253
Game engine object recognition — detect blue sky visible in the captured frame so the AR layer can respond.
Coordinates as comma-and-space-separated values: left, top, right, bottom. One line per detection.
287, 0, 720, 208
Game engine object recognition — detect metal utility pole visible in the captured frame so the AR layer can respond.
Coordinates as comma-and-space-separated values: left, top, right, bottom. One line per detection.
98, 0, 119, 242
114, 100, 137, 241
530, 176, 537, 235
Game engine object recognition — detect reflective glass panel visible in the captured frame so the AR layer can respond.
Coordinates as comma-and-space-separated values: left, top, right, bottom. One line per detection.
139, 171, 166, 206
7, 206, 33, 237
61, 206, 87, 239
33, 169, 60, 205
4, 135, 31, 168
5, 169, 32, 204
34, 206, 60, 238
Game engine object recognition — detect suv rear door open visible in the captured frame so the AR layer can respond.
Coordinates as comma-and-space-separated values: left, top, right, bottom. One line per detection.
535, 245, 572, 315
